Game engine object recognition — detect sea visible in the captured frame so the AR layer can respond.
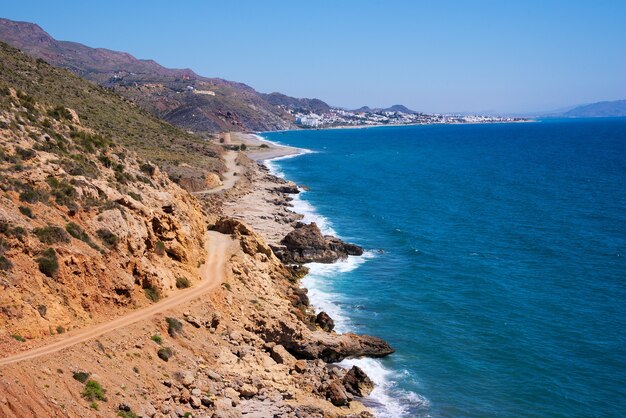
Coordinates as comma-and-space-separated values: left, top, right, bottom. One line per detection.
260, 118, 626, 417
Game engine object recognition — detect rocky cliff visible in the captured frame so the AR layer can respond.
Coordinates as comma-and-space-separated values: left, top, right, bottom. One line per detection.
0, 83, 207, 344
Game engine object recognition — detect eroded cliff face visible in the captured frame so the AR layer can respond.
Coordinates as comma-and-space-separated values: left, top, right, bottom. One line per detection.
0, 89, 207, 346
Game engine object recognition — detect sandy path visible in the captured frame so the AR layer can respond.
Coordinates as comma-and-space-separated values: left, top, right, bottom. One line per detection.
194, 151, 239, 195
0, 231, 233, 367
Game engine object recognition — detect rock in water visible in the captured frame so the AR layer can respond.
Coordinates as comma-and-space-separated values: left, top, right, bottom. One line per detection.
343, 366, 374, 397
276, 222, 364, 263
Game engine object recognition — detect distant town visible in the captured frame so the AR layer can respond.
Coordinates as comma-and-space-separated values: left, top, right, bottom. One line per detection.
285, 107, 528, 128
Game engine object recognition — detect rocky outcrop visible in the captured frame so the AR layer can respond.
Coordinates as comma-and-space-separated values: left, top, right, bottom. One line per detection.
272, 222, 364, 264
343, 366, 374, 397
316, 311, 335, 332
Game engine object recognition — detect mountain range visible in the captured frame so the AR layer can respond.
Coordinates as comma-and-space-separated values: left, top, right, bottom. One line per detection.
0, 18, 310, 133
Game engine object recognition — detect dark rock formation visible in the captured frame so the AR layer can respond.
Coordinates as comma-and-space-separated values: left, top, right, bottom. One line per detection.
343, 366, 374, 397
274, 222, 364, 264
315, 311, 335, 332
326, 380, 350, 406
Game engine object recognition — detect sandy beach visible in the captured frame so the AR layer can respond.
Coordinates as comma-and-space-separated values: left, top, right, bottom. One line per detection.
229, 131, 306, 162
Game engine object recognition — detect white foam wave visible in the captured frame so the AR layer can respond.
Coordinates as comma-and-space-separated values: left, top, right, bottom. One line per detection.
339, 357, 430, 418
261, 139, 426, 417
291, 192, 337, 236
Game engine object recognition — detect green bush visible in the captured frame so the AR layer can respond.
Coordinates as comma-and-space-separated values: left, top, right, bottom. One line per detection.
155, 240, 166, 256
151, 334, 163, 345
11, 334, 26, 342
15, 146, 36, 160
176, 276, 190, 289
72, 371, 90, 383
157, 347, 173, 362
96, 228, 118, 249
117, 410, 138, 418
37, 248, 59, 278
46, 176, 76, 207
47, 106, 72, 121
166, 317, 183, 337
0, 255, 12, 271
144, 286, 160, 302
56, 325, 65, 334
19, 186, 49, 203
82, 380, 107, 401
34, 225, 70, 244
65, 222, 89, 241
18, 205, 35, 218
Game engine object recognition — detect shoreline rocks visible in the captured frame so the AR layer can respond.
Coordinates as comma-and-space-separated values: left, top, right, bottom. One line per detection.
272, 222, 364, 264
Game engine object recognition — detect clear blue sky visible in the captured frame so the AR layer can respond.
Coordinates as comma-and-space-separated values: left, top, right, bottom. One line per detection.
3, 0, 626, 113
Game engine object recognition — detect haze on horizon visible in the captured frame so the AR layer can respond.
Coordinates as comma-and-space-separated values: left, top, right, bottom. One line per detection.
3, 0, 626, 114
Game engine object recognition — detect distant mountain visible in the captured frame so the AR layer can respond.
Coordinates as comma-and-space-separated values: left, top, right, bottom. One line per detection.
562, 100, 626, 118
353, 104, 418, 114
0, 18, 308, 133
261, 92, 331, 113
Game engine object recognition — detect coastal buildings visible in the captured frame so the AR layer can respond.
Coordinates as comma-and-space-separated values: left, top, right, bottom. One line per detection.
290, 107, 527, 129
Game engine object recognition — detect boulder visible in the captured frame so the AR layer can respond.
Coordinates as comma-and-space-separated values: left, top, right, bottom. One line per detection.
342, 366, 374, 397
277, 222, 364, 264
269, 344, 296, 368
315, 311, 335, 332
326, 380, 350, 406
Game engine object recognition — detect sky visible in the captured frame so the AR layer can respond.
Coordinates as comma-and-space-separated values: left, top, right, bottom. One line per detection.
2, 0, 626, 114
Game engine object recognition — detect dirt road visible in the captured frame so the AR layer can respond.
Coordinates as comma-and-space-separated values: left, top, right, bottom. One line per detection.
194, 151, 239, 195
0, 231, 233, 367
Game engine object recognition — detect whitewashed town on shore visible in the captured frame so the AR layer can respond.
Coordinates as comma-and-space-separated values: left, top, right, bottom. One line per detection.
287, 107, 528, 128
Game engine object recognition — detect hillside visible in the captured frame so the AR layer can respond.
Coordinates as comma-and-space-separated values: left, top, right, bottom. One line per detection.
562, 99, 626, 117
0, 18, 299, 133
261, 92, 331, 113
0, 54, 209, 341
0, 40, 229, 189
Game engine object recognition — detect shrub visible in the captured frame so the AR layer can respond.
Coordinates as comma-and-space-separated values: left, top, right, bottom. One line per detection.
176, 276, 190, 289
56, 325, 65, 334
157, 347, 173, 362
128, 191, 142, 201
144, 286, 160, 302
18, 206, 35, 218
82, 380, 107, 401
72, 371, 90, 383
65, 223, 100, 250
66, 222, 89, 241
15, 147, 36, 161
37, 248, 59, 278
60, 154, 99, 178
47, 106, 72, 121
155, 240, 166, 256
96, 228, 118, 249
12, 334, 26, 342
117, 410, 138, 418
165, 317, 183, 337
34, 226, 70, 244
19, 186, 49, 203
46, 176, 76, 207
259, 143, 269, 149
90, 402, 99, 411
0, 255, 12, 271
151, 334, 163, 345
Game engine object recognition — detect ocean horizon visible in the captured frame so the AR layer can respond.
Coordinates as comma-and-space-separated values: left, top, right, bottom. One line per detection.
261, 118, 626, 417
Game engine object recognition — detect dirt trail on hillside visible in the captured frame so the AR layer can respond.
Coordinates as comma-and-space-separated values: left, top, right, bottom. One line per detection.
194, 151, 239, 194
0, 231, 233, 367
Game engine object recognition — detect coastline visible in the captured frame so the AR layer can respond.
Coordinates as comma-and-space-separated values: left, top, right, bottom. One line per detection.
228, 132, 412, 417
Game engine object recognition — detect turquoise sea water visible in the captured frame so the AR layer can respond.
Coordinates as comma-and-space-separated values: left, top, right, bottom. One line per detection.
261, 119, 626, 417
